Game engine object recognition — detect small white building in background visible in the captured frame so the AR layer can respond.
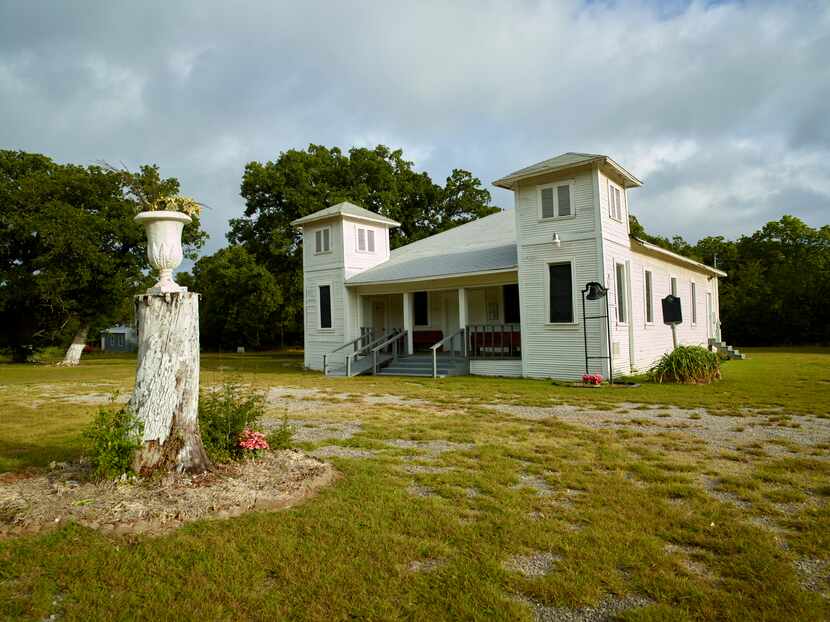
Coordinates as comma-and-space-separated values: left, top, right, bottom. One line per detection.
292, 152, 731, 379
100, 325, 137, 352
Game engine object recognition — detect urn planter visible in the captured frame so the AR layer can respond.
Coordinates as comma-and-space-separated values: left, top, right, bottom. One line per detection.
134, 210, 191, 294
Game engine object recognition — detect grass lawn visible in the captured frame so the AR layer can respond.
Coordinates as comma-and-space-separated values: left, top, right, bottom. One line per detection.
1, 348, 828, 620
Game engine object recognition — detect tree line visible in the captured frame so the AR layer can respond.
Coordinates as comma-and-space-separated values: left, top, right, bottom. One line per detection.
1, 145, 827, 363
629, 215, 830, 345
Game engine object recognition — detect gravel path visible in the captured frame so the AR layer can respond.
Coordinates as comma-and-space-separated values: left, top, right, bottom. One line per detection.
519, 594, 652, 622
487, 403, 830, 456
504, 552, 561, 577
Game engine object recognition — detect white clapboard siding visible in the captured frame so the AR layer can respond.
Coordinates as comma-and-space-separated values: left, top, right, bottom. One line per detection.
302, 268, 347, 370
470, 360, 523, 377
514, 168, 605, 380
628, 251, 716, 372
602, 237, 635, 376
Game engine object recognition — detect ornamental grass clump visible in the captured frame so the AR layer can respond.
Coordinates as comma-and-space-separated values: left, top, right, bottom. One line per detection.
198, 381, 266, 463
649, 345, 721, 384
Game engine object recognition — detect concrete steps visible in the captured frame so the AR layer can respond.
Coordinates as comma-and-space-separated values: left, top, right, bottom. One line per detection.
708, 338, 746, 360
375, 354, 468, 377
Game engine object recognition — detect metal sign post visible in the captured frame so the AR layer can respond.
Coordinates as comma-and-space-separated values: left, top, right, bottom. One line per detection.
661, 294, 682, 349
581, 282, 613, 385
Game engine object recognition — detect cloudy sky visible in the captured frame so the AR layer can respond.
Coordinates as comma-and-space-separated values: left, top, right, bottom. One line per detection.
1, 0, 828, 258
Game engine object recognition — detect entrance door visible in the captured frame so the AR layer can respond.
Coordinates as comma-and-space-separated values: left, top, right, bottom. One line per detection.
372, 301, 386, 335
443, 292, 459, 352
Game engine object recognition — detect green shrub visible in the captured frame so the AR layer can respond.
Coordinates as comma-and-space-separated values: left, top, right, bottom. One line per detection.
266, 413, 294, 450
83, 405, 143, 480
199, 381, 266, 462
649, 345, 721, 384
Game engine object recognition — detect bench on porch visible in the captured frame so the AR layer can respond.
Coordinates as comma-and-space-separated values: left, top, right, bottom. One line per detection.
468, 324, 521, 359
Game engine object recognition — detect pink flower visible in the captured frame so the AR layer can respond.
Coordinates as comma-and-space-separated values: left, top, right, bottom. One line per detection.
582, 374, 603, 385
239, 428, 270, 451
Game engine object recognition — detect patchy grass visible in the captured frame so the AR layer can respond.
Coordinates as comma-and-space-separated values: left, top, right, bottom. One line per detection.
0, 348, 828, 620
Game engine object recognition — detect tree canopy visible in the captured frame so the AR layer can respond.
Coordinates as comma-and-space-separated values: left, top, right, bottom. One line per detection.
178, 245, 282, 350
631, 214, 830, 346
228, 144, 498, 334
0, 150, 206, 361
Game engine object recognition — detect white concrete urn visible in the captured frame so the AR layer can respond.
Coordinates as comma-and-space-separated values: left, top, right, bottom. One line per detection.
135, 210, 191, 294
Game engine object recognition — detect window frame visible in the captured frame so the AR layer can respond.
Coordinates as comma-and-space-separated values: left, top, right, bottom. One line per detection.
317, 283, 333, 330
355, 225, 377, 254
537, 180, 575, 221
544, 258, 577, 327
608, 181, 625, 222
413, 291, 430, 327
644, 269, 654, 324
690, 281, 697, 325
314, 226, 332, 255
615, 262, 628, 324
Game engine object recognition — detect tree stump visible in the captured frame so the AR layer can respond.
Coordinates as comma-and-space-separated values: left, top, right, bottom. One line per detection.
130, 292, 210, 474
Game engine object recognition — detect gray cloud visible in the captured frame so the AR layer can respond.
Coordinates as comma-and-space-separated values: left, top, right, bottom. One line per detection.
1, 0, 828, 258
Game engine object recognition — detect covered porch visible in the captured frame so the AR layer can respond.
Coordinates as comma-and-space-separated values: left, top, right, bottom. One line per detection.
326, 272, 523, 377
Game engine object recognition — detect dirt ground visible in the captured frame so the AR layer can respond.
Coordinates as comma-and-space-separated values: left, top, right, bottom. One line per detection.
0, 450, 337, 538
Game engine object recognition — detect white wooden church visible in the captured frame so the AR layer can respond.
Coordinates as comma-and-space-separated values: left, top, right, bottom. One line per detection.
292, 152, 735, 379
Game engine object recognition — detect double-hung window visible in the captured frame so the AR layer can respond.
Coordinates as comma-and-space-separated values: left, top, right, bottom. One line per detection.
644, 270, 654, 323
314, 227, 331, 254
547, 263, 574, 323
608, 182, 624, 221
356, 227, 375, 253
615, 263, 627, 323
538, 182, 573, 219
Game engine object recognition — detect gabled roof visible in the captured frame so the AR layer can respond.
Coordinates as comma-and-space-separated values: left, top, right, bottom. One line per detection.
290, 201, 400, 227
346, 210, 517, 285
631, 237, 727, 278
493, 152, 642, 189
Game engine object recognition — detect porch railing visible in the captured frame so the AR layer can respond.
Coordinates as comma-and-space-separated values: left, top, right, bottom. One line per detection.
323, 328, 378, 376
346, 328, 398, 376
467, 324, 521, 360
371, 330, 408, 374
430, 327, 466, 378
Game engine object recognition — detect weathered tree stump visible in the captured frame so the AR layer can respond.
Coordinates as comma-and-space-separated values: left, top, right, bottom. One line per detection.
130, 292, 210, 474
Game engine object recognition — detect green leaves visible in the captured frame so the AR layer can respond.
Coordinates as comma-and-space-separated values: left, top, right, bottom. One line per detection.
228, 143, 498, 335
0, 150, 207, 361
183, 245, 282, 349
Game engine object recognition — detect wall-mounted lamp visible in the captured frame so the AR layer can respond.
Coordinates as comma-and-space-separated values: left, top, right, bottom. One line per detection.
552, 232, 561, 248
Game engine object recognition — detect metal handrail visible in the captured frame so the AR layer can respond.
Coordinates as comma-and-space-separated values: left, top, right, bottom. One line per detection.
430, 327, 467, 378
371, 330, 408, 374
323, 328, 375, 376
345, 329, 396, 376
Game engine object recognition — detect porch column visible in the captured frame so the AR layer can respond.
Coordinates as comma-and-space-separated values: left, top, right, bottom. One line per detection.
403, 291, 414, 355
458, 287, 467, 329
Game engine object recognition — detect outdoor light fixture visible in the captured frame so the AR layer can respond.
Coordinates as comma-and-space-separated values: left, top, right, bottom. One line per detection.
552, 232, 561, 248
581, 281, 613, 384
